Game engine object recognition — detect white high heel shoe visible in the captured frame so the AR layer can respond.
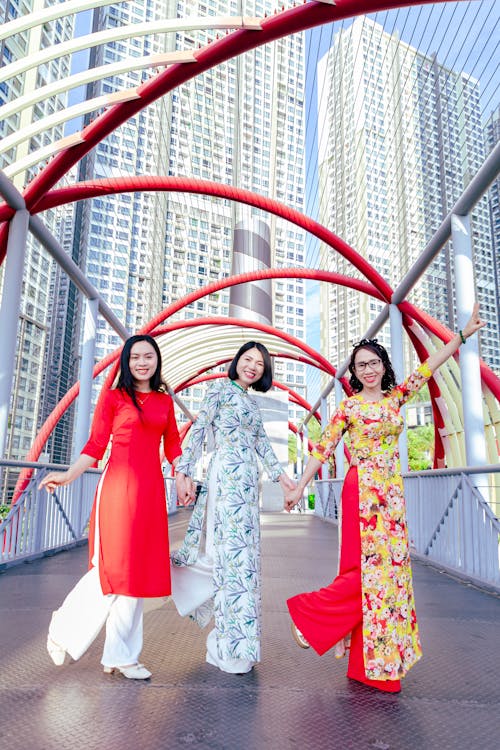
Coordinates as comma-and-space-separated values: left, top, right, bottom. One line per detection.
47, 635, 67, 666
103, 663, 152, 680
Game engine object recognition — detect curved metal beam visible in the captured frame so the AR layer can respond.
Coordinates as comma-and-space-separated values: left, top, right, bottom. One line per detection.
26, 176, 392, 297
16, 1, 445, 216
0, 0, 128, 42
0, 50, 195, 123
177, 371, 322, 423
0, 16, 261, 85
173, 353, 325, 394
149, 317, 336, 380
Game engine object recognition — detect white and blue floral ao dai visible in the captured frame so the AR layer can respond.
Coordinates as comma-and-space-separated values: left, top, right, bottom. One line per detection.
172, 378, 283, 666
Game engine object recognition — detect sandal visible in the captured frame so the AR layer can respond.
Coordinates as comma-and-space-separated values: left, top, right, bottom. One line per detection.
103, 663, 152, 680
291, 622, 310, 649
47, 636, 67, 666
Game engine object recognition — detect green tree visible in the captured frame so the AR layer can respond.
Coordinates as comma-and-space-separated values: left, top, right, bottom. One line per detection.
407, 423, 434, 470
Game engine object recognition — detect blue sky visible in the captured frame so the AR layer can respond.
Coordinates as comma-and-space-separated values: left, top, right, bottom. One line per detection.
304, 2, 499, 371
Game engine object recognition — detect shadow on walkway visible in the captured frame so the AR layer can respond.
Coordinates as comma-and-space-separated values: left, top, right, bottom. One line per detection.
0, 512, 498, 750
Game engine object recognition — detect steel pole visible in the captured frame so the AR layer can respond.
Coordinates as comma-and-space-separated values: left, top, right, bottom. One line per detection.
0, 209, 29, 458
334, 378, 345, 479
72, 297, 99, 460
390, 304, 408, 472
452, 213, 487, 467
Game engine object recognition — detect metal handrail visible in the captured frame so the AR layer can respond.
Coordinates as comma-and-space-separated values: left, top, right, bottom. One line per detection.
315, 466, 500, 589
0, 460, 178, 569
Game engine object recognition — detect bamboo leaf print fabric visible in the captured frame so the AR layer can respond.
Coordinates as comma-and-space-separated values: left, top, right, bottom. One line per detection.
173, 378, 283, 663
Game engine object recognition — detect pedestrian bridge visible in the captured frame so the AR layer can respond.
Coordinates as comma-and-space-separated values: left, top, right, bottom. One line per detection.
1, 509, 498, 750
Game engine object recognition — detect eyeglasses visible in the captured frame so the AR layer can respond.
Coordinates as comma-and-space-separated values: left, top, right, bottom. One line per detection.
355, 358, 383, 372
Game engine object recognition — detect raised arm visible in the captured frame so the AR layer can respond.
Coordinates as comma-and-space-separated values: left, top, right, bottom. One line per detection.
425, 303, 486, 374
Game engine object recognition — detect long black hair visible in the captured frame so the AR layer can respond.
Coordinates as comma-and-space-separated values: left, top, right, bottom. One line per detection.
117, 334, 167, 410
227, 341, 273, 392
348, 338, 397, 394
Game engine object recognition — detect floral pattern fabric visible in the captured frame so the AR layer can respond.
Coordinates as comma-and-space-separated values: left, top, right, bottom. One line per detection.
172, 378, 283, 664
312, 362, 432, 680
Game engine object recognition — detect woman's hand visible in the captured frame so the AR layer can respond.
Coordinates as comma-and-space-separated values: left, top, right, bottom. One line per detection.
38, 471, 73, 494
176, 473, 196, 506
38, 454, 94, 493
284, 486, 304, 513
278, 473, 296, 493
461, 302, 486, 340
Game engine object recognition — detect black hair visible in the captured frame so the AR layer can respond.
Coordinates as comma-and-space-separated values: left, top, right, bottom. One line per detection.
117, 334, 167, 410
348, 338, 397, 394
227, 341, 273, 392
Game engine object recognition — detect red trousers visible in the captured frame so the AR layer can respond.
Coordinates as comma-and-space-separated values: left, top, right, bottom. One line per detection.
287, 467, 401, 693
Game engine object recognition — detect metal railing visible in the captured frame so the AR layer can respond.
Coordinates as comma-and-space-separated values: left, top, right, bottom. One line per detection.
315, 465, 500, 589
0, 460, 178, 569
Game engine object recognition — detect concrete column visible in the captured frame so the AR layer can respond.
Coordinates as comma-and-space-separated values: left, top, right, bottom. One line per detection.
72, 297, 99, 460
229, 218, 272, 324
452, 213, 487, 467
334, 379, 345, 479
0, 209, 29, 458
389, 304, 408, 472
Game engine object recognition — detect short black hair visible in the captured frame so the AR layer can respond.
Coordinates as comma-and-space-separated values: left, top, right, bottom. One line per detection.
227, 341, 273, 392
348, 338, 397, 393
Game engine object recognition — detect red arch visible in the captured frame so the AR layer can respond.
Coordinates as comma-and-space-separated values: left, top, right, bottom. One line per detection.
28, 177, 392, 298
18, 271, 500, 470
13, 270, 500, 499
179, 372, 322, 423
13, 309, 338, 499
150, 316, 336, 379
0, 0, 449, 262
173, 353, 324, 394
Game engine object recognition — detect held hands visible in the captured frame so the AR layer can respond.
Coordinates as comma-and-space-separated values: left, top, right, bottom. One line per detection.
279, 473, 296, 493
175, 473, 196, 506
461, 303, 486, 340
278, 473, 301, 513
284, 486, 303, 513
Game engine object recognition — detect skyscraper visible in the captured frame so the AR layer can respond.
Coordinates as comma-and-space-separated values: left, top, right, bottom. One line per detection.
484, 105, 500, 339
317, 16, 499, 379
2, 3, 308, 474
0, 2, 75, 488
165, 1, 307, 424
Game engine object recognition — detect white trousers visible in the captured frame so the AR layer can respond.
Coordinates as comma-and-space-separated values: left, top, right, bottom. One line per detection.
48, 466, 144, 667
182, 456, 255, 674
49, 567, 143, 667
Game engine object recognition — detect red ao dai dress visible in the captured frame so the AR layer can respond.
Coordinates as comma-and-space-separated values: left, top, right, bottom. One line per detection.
287, 363, 432, 691
84, 388, 182, 596
48, 387, 182, 668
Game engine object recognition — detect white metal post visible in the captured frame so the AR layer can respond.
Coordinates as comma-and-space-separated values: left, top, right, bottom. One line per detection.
389, 303, 408, 472
452, 213, 487, 468
334, 379, 345, 479
319, 395, 328, 480
0, 209, 29, 458
72, 297, 99, 460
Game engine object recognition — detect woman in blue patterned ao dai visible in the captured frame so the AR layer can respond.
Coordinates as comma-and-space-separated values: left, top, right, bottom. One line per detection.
172, 342, 295, 674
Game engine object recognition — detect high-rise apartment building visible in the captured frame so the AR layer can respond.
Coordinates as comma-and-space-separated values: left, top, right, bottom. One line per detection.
317, 16, 499, 381
165, 0, 307, 425
484, 106, 500, 336
67, 2, 307, 432
0, 1, 75, 488
51, 1, 172, 463
1, 3, 308, 474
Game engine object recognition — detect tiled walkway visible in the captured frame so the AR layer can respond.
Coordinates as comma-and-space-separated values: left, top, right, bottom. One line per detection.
1, 511, 498, 750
